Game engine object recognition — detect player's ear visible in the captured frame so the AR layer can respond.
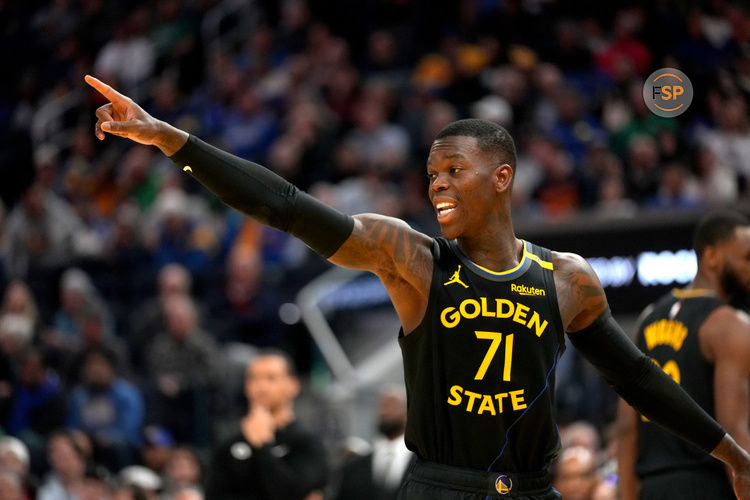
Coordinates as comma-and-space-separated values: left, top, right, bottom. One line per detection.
702, 245, 721, 272
495, 164, 513, 193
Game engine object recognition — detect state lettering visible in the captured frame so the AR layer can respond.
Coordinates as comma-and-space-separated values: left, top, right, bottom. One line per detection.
446, 384, 527, 415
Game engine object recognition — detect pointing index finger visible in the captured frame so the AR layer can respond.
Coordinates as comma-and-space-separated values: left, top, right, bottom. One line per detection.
84, 75, 126, 103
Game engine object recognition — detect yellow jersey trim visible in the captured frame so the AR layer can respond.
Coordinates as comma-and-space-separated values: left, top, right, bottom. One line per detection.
526, 252, 554, 270
671, 288, 716, 299
464, 241, 554, 275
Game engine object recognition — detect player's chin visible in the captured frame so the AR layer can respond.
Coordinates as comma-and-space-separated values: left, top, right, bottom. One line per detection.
438, 222, 461, 240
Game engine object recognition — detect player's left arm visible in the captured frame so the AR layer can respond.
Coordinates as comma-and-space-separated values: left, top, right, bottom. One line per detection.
701, 307, 750, 453
553, 252, 750, 499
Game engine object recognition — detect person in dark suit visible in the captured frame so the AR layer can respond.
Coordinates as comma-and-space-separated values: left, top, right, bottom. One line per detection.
336, 388, 415, 500
205, 349, 328, 500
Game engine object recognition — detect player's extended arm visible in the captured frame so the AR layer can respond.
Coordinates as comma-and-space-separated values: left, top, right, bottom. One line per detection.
85, 75, 433, 330
553, 252, 750, 500
702, 307, 750, 453
615, 400, 640, 500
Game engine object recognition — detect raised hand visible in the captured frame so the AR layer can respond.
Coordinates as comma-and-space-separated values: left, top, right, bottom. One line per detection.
85, 75, 188, 156
241, 405, 276, 447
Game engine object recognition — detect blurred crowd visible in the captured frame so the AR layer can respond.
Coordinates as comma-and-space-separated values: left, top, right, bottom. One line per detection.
1, 0, 750, 498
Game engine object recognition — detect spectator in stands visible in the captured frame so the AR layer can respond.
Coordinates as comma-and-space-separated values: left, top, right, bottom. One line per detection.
92, 8, 155, 101
560, 421, 601, 460
219, 85, 279, 160
700, 96, 750, 191
553, 446, 600, 500
111, 483, 151, 500
694, 145, 738, 206
207, 250, 282, 346
205, 350, 327, 499
0, 313, 33, 367
0, 281, 42, 340
162, 446, 203, 498
546, 87, 605, 165
139, 425, 174, 477
37, 430, 88, 500
345, 95, 409, 173
117, 466, 161, 500
50, 268, 111, 343
80, 464, 114, 500
0, 469, 25, 500
647, 161, 704, 211
145, 295, 218, 445
592, 478, 617, 500
335, 387, 415, 500
608, 81, 678, 160
529, 136, 582, 219
67, 347, 144, 470
62, 304, 131, 385
3, 184, 84, 283
129, 263, 192, 371
142, 188, 216, 276
624, 134, 661, 203
173, 487, 203, 500
0, 436, 37, 499
7, 348, 65, 472
0, 314, 34, 425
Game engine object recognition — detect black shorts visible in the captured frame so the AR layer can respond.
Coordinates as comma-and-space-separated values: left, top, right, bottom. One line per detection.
639, 468, 735, 500
397, 460, 560, 499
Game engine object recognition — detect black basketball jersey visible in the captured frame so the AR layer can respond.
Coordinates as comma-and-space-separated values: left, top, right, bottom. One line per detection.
634, 289, 725, 477
398, 237, 566, 473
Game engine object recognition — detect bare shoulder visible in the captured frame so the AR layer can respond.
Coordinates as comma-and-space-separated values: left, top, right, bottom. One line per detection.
549, 251, 608, 332
330, 213, 435, 333
701, 305, 750, 364
331, 213, 434, 291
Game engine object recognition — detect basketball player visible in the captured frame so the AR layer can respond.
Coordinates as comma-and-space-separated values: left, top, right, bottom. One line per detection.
85, 75, 750, 500
618, 210, 750, 500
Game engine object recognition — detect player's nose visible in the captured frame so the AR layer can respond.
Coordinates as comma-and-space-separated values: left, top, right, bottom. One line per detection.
431, 173, 449, 192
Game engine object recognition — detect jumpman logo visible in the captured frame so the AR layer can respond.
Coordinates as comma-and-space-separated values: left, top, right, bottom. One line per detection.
444, 265, 469, 288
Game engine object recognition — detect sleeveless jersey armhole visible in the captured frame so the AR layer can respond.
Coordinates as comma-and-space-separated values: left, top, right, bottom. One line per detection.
530, 243, 567, 352
398, 238, 441, 345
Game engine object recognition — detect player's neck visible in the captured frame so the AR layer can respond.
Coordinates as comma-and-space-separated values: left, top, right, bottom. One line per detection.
456, 225, 521, 273
690, 272, 726, 302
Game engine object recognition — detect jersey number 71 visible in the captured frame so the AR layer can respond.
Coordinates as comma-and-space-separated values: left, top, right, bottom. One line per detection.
474, 331, 514, 381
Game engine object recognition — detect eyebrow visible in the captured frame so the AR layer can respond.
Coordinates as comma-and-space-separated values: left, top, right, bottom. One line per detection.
427, 152, 467, 166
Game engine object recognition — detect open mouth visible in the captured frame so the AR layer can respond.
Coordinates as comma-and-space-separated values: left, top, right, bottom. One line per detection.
435, 201, 457, 218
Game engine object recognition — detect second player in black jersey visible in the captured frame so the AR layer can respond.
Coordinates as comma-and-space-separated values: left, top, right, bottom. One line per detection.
619, 211, 750, 500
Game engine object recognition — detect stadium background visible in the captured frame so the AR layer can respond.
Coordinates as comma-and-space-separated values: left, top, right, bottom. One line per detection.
1, 0, 749, 496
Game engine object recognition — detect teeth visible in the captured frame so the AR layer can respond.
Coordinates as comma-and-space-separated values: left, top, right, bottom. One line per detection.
436, 202, 456, 210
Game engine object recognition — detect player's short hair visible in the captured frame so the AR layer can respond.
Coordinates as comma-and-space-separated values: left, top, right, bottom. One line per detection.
694, 210, 750, 258
435, 119, 517, 170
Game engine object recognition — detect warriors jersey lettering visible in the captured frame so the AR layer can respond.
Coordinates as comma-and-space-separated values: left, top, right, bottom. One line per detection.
634, 289, 724, 477
399, 237, 565, 473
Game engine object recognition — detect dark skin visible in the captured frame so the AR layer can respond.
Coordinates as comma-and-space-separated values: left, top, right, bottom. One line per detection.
618, 226, 750, 500
85, 75, 750, 498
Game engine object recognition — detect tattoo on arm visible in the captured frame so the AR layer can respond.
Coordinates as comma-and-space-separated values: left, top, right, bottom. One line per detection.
553, 252, 608, 331
330, 214, 433, 295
